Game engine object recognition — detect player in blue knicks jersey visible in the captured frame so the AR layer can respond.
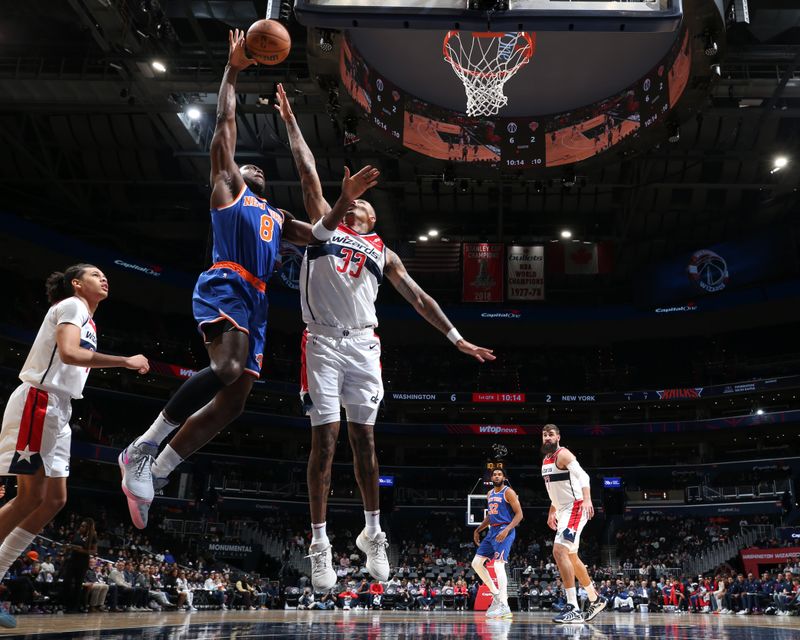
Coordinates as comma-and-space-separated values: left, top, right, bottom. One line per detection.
471, 468, 524, 619
118, 29, 314, 529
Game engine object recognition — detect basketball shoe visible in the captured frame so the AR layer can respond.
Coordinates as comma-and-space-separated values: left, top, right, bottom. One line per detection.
487, 602, 513, 619
0, 602, 16, 629
585, 595, 608, 621
356, 529, 390, 581
552, 603, 585, 624
306, 542, 337, 591
118, 441, 157, 529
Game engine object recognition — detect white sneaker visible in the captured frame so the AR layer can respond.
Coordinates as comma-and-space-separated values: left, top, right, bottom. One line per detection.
306, 542, 337, 591
118, 441, 157, 529
487, 602, 512, 618
736, 609, 748, 615
356, 529, 390, 581
485, 595, 501, 617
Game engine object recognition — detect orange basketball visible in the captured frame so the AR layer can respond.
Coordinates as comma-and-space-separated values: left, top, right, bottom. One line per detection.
246, 19, 291, 66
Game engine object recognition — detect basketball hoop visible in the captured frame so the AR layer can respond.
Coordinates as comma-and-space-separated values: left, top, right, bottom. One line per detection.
443, 31, 534, 118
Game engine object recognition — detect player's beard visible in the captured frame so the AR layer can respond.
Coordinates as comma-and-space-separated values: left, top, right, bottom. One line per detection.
541, 442, 558, 457
492, 480, 504, 489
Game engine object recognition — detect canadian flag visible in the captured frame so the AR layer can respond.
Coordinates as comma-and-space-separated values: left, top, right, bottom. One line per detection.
547, 242, 613, 275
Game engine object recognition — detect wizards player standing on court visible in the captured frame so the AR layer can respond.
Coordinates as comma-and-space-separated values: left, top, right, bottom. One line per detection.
119, 29, 312, 529
541, 424, 607, 623
471, 468, 523, 619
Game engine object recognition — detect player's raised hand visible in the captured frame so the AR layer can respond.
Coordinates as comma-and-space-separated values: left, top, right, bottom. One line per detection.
125, 354, 150, 375
228, 29, 256, 71
274, 83, 294, 122
341, 165, 380, 202
456, 339, 496, 363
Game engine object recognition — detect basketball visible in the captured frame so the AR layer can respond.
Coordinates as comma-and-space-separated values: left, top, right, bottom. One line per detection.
246, 19, 291, 66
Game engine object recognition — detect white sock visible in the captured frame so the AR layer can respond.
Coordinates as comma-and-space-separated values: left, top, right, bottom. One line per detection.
312, 522, 328, 545
566, 587, 578, 608
0, 528, 36, 579
585, 582, 598, 602
471, 557, 499, 596
495, 561, 508, 605
136, 413, 179, 448
150, 444, 183, 479
364, 510, 381, 538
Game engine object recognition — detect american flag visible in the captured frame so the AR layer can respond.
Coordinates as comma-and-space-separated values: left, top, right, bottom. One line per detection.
396, 241, 462, 274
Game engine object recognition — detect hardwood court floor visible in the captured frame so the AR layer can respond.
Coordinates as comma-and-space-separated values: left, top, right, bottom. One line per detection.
5, 609, 800, 639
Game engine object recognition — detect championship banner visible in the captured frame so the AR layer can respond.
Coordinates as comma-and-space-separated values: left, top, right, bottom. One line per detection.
463, 243, 504, 303
507, 245, 545, 300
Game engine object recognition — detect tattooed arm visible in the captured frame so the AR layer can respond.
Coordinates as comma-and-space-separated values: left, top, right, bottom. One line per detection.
384, 249, 495, 363
274, 83, 330, 223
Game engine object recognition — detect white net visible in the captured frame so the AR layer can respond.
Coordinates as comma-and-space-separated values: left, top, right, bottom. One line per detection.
444, 31, 534, 117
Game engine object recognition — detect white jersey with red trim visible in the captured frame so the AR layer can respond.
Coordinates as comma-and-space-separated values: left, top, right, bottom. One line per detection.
19, 297, 97, 399
300, 224, 385, 329
541, 447, 581, 510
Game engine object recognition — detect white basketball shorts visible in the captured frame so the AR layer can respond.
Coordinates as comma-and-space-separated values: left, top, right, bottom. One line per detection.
0, 382, 72, 477
554, 500, 589, 553
300, 327, 383, 427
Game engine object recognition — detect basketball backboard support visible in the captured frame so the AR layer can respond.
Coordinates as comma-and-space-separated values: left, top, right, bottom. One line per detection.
294, 0, 683, 32
467, 493, 488, 527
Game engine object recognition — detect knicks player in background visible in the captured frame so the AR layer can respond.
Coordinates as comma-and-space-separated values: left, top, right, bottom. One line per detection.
541, 424, 607, 623
0, 264, 149, 628
471, 468, 523, 619
119, 30, 313, 529
276, 83, 495, 590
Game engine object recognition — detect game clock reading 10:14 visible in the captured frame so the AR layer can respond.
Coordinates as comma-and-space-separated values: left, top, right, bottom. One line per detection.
370, 75, 404, 141
498, 118, 546, 169
483, 460, 505, 486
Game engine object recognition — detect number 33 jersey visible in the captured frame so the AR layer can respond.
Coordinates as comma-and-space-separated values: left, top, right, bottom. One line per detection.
300, 224, 385, 329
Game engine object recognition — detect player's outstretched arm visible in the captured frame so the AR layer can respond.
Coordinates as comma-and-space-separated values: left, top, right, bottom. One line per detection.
275, 83, 330, 223
55, 324, 150, 373
210, 29, 254, 210
384, 251, 496, 363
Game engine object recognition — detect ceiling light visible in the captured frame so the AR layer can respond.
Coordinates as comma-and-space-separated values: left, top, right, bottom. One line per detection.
560, 229, 572, 239
151, 60, 167, 73
704, 33, 718, 57
428, 229, 439, 237
418, 235, 429, 242
756, 409, 764, 415
667, 121, 680, 144
186, 107, 201, 120
773, 156, 788, 170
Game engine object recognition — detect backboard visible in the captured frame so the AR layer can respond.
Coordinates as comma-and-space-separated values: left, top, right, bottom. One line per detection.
294, 0, 683, 32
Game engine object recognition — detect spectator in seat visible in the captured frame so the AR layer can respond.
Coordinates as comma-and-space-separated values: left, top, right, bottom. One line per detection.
614, 589, 634, 612
454, 578, 468, 611
175, 569, 196, 611
108, 560, 136, 610
369, 580, 384, 610
204, 571, 226, 609
338, 582, 358, 610
355, 578, 370, 609
82, 557, 109, 612
740, 572, 761, 615
633, 580, 649, 611
297, 586, 314, 610
726, 574, 745, 613
235, 574, 255, 610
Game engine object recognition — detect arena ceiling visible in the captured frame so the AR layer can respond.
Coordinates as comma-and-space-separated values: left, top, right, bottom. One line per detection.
0, 0, 798, 291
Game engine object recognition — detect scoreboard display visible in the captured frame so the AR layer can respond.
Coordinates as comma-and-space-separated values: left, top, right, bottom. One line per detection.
497, 118, 546, 169
483, 460, 505, 487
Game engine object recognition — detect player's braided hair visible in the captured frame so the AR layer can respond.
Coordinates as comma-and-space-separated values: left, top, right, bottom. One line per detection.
45, 264, 95, 304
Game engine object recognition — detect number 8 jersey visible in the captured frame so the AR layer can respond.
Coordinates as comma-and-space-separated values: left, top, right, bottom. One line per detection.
300, 224, 385, 329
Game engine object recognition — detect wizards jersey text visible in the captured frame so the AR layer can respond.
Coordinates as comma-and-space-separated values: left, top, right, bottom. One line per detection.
300, 224, 385, 329
193, 184, 285, 377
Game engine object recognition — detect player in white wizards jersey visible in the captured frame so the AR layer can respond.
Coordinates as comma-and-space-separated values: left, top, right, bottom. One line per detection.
541, 424, 607, 623
277, 83, 496, 590
0, 264, 148, 628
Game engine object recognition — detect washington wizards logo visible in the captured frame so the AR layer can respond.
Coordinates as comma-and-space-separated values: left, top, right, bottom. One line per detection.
687, 249, 729, 293
277, 241, 305, 290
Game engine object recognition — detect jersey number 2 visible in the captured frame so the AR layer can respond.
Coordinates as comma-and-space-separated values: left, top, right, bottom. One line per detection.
337, 248, 366, 278
260, 215, 274, 242
488, 502, 499, 515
